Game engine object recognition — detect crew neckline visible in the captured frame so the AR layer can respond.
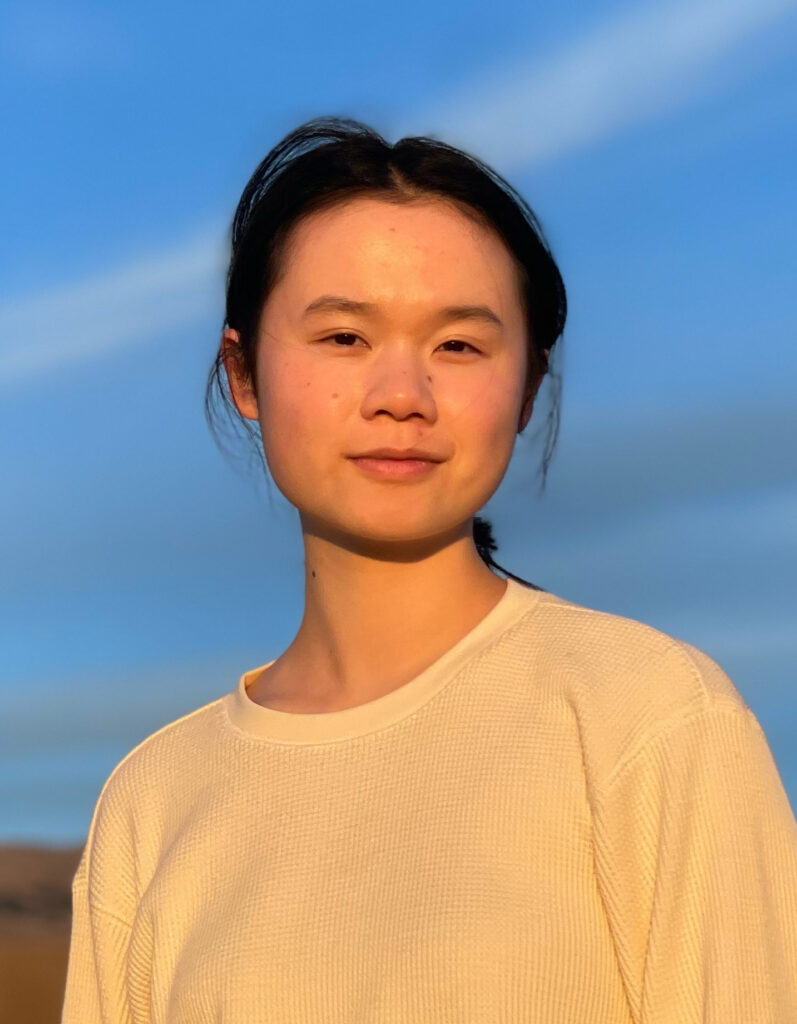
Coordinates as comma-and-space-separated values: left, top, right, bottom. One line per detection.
221, 576, 542, 744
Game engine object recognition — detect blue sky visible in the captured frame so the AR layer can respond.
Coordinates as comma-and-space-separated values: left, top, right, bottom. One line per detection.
1, 0, 796, 845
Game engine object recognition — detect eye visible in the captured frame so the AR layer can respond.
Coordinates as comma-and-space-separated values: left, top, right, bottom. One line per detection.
324, 333, 361, 347
439, 339, 480, 354
322, 333, 480, 354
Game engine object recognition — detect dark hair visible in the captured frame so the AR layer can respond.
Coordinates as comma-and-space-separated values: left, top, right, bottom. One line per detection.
205, 115, 567, 590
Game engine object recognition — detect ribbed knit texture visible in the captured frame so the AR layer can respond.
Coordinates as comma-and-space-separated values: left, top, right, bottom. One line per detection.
60, 578, 797, 1023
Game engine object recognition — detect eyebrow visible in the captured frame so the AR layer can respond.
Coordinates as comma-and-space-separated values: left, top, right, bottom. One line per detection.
302, 294, 504, 330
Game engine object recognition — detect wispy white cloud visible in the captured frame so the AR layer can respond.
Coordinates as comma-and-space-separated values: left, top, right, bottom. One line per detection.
406, 0, 797, 170
2, 0, 795, 384
0, 223, 228, 384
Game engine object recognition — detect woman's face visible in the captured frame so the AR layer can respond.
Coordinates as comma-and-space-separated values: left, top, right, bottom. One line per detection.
226, 196, 541, 554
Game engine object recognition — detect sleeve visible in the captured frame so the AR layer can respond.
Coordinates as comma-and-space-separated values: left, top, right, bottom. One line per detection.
591, 698, 797, 1024
60, 848, 134, 1024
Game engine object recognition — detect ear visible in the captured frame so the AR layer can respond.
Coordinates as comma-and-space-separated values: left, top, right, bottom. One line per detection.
221, 329, 259, 420
518, 376, 542, 433
518, 348, 550, 432
518, 389, 535, 433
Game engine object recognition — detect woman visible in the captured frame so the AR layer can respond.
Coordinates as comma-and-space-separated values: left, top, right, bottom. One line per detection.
61, 116, 797, 1023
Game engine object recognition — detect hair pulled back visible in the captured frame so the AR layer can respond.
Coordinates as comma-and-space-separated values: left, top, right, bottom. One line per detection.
205, 115, 567, 589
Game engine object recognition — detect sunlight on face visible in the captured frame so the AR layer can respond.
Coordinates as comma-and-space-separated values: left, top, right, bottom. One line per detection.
252, 196, 533, 549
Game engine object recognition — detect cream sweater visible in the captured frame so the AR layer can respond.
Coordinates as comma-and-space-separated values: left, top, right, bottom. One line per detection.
61, 578, 797, 1023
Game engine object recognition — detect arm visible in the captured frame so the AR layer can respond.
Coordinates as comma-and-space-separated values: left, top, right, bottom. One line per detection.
592, 697, 797, 1023
60, 851, 134, 1024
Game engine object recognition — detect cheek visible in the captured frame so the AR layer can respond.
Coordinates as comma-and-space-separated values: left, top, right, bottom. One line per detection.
444, 368, 521, 443
257, 357, 339, 457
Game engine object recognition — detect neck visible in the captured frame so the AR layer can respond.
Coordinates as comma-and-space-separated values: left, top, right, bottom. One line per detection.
276, 517, 508, 704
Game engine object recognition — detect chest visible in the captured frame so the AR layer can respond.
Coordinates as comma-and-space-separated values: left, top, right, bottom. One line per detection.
126, 745, 632, 1023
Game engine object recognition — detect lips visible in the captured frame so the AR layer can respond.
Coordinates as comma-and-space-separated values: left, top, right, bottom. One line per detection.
349, 449, 443, 462
349, 456, 441, 479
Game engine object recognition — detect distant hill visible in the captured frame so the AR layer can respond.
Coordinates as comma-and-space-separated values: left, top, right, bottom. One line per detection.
0, 843, 84, 1024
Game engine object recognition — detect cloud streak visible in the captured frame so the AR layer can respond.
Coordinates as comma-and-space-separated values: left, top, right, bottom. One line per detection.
0, 223, 227, 384
2, 0, 795, 384
408, 0, 797, 170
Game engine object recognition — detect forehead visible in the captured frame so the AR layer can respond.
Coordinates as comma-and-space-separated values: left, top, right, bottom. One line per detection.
273, 197, 522, 312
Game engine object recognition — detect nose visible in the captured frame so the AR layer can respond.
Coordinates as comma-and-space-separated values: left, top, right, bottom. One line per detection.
359, 350, 438, 422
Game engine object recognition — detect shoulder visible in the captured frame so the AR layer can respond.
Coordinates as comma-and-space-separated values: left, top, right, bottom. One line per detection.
524, 588, 752, 786
96, 692, 227, 807
76, 693, 228, 920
